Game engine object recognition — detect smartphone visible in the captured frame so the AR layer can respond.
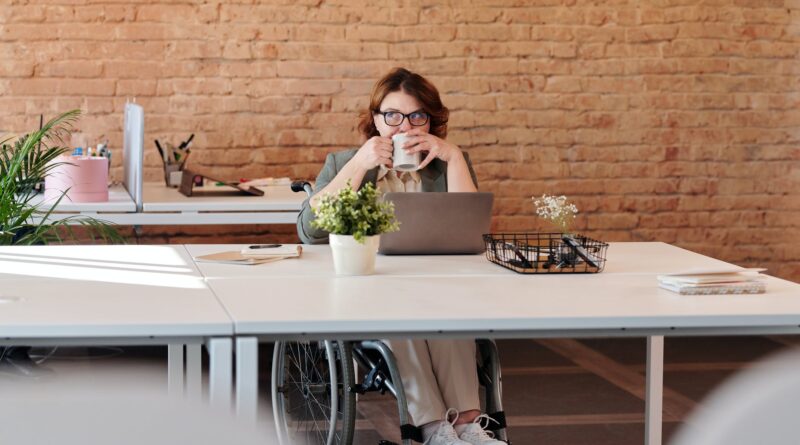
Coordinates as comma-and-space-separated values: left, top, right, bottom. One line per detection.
241, 244, 282, 255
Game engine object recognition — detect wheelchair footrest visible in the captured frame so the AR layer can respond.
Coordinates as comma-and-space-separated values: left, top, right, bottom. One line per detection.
400, 423, 424, 443
488, 410, 507, 430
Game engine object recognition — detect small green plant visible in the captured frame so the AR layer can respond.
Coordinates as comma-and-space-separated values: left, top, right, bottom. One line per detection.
0, 110, 121, 245
532, 194, 579, 235
312, 181, 399, 243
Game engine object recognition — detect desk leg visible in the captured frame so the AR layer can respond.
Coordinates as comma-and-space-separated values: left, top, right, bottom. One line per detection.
645, 336, 664, 445
236, 337, 259, 423
167, 343, 185, 398
186, 344, 202, 402
207, 338, 233, 411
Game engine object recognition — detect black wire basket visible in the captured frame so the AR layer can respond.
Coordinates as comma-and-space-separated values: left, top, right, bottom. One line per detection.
483, 233, 608, 274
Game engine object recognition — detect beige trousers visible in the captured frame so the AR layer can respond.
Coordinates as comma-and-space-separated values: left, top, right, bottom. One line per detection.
382, 338, 481, 426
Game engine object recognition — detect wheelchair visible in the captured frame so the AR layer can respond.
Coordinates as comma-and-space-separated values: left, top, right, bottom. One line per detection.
270, 182, 508, 445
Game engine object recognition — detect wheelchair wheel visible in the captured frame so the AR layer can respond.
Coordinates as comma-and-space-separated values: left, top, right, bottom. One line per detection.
272, 340, 356, 445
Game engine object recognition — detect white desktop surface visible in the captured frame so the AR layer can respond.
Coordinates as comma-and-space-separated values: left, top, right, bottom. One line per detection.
0, 277, 231, 338
28, 184, 136, 213
0, 245, 202, 281
142, 183, 304, 213
0, 245, 227, 337
207, 273, 800, 336
186, 242, 742, 280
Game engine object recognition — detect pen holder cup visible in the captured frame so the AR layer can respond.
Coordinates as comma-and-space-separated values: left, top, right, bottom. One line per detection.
163, 164, 183, 188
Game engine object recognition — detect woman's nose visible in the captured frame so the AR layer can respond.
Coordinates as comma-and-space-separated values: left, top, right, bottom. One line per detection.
398, 118, 413, 133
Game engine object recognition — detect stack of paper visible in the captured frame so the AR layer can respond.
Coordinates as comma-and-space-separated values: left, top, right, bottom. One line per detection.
195, 245, 302, 265
657, 268, 767, 295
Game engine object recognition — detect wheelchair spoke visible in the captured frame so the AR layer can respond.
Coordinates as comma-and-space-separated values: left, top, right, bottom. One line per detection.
276, 341, 350, 445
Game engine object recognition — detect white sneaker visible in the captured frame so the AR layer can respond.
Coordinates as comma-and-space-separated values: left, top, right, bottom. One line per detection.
423, 409, 471, 445
456, 414, 506, 445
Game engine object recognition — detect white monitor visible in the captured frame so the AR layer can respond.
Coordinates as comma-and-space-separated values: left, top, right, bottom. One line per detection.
123, 102, 144, 211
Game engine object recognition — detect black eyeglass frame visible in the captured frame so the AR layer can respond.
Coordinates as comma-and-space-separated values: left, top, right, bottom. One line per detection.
374, 110, 430, 127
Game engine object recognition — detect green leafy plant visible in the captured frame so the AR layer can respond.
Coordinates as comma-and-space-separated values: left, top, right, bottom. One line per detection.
311, 181, 399, 243
0, 110, 121, 245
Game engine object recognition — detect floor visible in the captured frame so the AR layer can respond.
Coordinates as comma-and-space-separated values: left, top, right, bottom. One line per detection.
1, 337, 796, 445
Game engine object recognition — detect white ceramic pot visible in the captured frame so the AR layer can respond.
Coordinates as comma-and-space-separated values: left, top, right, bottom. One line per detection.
329, 234, 380, 276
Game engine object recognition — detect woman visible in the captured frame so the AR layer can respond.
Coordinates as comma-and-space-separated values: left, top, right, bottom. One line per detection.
298, 68, 503, 445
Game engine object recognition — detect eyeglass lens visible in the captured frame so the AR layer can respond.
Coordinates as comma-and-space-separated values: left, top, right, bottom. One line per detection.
382, 111, 428, 126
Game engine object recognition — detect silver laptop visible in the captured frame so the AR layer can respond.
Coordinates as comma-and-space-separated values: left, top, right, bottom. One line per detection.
379, 192, 493, 255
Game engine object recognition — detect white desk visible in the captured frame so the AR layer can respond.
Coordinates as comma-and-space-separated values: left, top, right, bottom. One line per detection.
196, 243, 800, 445
0, 245, 235, 408
29, 184, 139, 225
140, 183, 303, 225
29, 183, 304, 226
208, 273, 800, 338
0, 244, 201, 281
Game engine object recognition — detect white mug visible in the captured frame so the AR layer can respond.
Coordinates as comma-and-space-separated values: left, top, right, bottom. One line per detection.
391, 133, 421, 172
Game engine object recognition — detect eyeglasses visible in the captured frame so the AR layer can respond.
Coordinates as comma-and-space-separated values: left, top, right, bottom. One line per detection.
374, 110, 429, 127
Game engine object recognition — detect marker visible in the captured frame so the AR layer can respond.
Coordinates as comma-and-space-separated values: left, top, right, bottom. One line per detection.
178, 133, 195, 150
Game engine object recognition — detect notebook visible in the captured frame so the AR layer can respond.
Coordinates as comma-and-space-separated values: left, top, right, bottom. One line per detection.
657, 268, 767, 295
195, 245, 302, 265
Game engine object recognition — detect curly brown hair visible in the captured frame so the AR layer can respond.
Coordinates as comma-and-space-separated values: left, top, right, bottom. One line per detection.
357, 67, 449, 141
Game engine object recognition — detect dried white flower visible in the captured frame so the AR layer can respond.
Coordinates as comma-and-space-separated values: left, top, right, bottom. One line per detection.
532, 194, 579, 233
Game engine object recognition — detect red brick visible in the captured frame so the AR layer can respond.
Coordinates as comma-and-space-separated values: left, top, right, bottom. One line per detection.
400, 25, 457, 42
345, 25, 397, 42
574, 27, 625, 43
2, 6, 46, 23
116, 80, 157, 96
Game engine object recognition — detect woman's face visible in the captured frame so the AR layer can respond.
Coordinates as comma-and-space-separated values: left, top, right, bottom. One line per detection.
373, 90, 431, 138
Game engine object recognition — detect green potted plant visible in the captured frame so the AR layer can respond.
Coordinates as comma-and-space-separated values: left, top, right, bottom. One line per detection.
0, 110, 120, 245
0, 110, 120, 374
311, 181, 399, 275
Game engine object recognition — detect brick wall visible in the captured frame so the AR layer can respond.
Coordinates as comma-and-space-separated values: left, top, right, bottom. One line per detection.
1, 1, 798, 281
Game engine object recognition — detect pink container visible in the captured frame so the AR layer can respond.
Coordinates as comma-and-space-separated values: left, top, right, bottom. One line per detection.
44, 155, 109, 203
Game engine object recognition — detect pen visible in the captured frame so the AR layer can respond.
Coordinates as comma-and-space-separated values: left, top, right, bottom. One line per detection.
179, 150, 190, 170
155, 139, 167, 165
247, 244, 282, 249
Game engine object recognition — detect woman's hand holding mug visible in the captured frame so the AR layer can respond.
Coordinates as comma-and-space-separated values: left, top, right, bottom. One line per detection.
353, 136, 393, 171
399, 129, 464, 170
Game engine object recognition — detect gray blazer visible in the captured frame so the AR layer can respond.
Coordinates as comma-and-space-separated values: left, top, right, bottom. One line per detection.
297, 149, 479, 244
